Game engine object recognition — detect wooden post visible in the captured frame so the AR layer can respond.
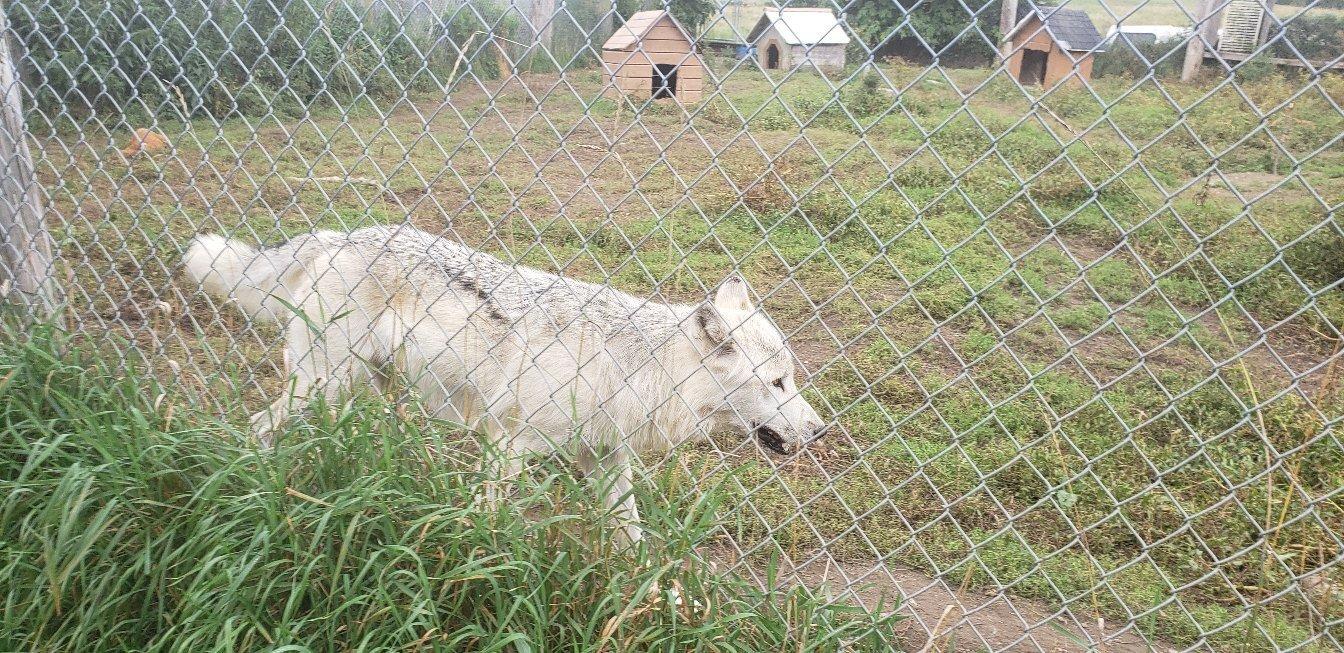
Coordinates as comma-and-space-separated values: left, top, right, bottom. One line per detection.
999, 0, 1020, 59
0, 12, 55, 314
1182, 0, 1221, 81
523, 0, 555, 71
1259, 0, 1275, 46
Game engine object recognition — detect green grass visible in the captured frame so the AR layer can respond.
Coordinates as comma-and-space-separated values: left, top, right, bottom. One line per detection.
26, 59, 1344, 652
0, 321, 901, 651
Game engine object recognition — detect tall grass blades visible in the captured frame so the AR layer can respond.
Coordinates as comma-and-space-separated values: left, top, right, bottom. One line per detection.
0, 321, 900, 651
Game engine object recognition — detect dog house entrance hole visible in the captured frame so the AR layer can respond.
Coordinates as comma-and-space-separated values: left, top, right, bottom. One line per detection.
1019, 49, 1047, 85
652, 64, 677, 99
765, 44, 780, 69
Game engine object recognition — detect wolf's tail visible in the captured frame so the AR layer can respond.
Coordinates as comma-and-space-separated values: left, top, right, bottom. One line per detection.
182, 234, 296, 323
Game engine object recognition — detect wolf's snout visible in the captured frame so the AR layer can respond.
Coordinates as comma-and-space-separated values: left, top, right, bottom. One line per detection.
754, 422, 825, 456
754, 425, 792, 455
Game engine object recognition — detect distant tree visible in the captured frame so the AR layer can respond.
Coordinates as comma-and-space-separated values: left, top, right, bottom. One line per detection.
617, 0, 716, 35
848, 0, 1003, 65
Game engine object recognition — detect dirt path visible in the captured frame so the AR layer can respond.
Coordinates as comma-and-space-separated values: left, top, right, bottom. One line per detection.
711, 547, 1167, 652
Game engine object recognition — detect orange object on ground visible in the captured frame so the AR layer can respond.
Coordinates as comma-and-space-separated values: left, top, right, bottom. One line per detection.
120, 128, 169, 156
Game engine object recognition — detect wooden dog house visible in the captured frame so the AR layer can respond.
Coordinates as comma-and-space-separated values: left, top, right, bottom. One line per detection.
601, 10, 704, 102
1003, 6, 1105, 86
747, 8, 850, 71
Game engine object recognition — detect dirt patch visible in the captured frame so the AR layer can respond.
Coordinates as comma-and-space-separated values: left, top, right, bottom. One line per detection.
1208, 171, 1301, 201
711, 546, 1167, 652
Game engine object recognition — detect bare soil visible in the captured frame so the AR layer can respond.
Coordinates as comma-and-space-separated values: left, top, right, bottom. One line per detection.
710, 546, 1168, 652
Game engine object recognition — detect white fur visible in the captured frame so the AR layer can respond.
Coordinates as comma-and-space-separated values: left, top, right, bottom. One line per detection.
181, 232, 325, 323
182, 225, 824, 544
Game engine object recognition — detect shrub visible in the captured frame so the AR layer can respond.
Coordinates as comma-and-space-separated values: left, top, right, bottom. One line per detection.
6, 0, 513, 123
848, 0, 1003, 67
1093, 38, 1183, 78
1271, 13, 1344, 61
843, 70, 892, 119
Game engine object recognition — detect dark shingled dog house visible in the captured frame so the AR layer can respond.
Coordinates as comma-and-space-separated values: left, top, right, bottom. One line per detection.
601, 10, 704, 102
1003, 6, 1105, 86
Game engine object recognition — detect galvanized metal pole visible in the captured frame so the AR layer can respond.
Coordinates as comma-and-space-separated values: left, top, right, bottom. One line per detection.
0, 8, 55, 315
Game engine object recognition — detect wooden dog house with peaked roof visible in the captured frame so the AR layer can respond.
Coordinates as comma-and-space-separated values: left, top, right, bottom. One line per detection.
1003, 5, 1105, 87
601, 10, 704, 102
747, 8, 850, 71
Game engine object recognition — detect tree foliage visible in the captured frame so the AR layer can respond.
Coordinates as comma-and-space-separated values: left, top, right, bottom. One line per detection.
7, 0, 514, 121
1272, 13, 1344, 60
1275, 0, 1344, 9
847, 0, 1004, 64
616, 0, 717, 35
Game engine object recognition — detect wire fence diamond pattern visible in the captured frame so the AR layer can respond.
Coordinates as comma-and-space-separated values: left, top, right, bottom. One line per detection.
1, 0, 1342, 650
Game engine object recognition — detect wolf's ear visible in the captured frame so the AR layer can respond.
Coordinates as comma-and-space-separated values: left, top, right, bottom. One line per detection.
694, 303, 732, 352
713, 275, 752, 313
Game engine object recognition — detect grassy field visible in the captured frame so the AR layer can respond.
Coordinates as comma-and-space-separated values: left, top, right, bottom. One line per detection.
26, 58, 1344, 651
0, 322, 901, 650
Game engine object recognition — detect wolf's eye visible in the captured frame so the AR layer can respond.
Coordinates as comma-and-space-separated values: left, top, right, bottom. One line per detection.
771, 377, 785, 390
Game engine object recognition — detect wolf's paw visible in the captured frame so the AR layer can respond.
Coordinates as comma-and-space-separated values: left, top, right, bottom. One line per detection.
247, 410, 280, 449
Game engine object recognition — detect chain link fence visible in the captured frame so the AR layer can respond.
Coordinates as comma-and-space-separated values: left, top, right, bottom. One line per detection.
2, 0, 1342, 650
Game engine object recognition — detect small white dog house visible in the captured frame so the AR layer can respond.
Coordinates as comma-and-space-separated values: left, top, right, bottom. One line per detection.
747, 8, 850, 71
601, 10, 704, 102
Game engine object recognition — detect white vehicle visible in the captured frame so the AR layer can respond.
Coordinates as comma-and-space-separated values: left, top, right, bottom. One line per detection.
1103, 24, 1192, 47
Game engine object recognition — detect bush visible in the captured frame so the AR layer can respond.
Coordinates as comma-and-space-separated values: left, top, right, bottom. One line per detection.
6, 0, 513, 123
617, 0, 715, 35
844, 71, 891, 118
1093, 38, 1184, 78
848, 0, 1003, 67
1276, 0, 1344, 8
1271, 13, 1344, 61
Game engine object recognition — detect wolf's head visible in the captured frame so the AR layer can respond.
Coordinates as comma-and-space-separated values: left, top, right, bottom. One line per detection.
694, 277, 825, 456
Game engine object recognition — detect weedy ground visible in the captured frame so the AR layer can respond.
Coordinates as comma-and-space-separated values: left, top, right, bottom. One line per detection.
0, 322, 900, 651
26, 59, 1344, 651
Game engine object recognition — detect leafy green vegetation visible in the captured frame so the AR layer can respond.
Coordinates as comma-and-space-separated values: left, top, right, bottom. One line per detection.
7, 0, 514, 122
24, 59, 1344, 652
0, 322, 900, 651
847, 0, 1002, 65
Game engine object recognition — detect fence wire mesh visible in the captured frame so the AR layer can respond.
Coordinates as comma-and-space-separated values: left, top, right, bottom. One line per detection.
1, 0, 1342, 650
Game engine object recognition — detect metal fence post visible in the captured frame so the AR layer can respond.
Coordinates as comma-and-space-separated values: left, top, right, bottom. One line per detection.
0, 7, 54, 315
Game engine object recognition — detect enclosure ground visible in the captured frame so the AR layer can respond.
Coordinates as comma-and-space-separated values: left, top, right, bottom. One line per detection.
716, 545, 1167, 651
30, 61, 1344, 651
0, 326, 903, 650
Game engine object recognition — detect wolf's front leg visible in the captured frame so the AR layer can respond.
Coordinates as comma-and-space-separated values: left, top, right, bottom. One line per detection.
249, 398, 293, 449
581, 446, 643, 548
248, 374, 330, 448
478, 425, 554, 507
249, 316, 374, 448
607, 461, 643, 548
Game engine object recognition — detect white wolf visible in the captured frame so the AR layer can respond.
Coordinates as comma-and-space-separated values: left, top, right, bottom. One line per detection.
182, 224, 824, 543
